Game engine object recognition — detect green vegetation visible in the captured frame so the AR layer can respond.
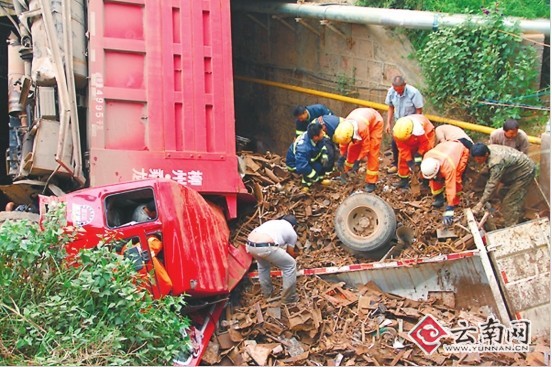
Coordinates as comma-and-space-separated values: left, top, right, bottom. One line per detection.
356, 1, 549, 128
419, 8, 541, 127
336, 68, 358, 96
355, 0, 550, 18
0, 203, 191, 366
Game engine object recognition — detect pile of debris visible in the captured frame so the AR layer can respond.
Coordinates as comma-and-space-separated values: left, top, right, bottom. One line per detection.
204, 278, 548, 366
212, 151, 549, 366
231, 150, 496, 263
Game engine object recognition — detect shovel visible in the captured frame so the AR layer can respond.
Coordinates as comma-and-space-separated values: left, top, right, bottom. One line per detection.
410, 170, 421, 197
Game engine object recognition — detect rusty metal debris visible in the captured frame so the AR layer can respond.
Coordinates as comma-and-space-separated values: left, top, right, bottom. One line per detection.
211, 151, 550, 366
207, 278, 549, 366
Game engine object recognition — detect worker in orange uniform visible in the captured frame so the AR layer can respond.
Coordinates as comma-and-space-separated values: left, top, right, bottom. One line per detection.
333, 108, 384, 193
392, 114, 435, 188
420, 141, 470, 226
147, 234, 173, 297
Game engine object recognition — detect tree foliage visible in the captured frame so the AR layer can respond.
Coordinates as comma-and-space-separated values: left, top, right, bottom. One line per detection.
418, 9, 540, 127
0, 203, 191, 365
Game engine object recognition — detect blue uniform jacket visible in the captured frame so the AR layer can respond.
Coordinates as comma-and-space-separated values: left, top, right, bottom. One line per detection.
311, 115, 340, 139
286, 132, 325, 177
296, 104, 333, 135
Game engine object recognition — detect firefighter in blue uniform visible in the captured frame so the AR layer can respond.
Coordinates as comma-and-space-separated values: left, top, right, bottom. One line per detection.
286, 122, 332, 192
293, 104, 333, 137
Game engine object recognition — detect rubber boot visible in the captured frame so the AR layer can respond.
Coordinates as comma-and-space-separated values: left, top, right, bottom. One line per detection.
432, 193, 445, 208
392, 177, 409, 189
364, 183, 376, 193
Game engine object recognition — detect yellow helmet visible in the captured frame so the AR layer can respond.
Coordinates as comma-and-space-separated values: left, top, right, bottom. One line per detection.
421, 157, 440, 179
333, 120, 354, 145
393, 117, 414, 141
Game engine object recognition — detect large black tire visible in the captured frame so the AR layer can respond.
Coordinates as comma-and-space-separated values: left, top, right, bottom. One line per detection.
0, 211, 40, 227
334, 192, 396, 259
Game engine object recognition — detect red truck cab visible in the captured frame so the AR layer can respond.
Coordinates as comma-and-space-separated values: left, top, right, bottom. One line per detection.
39, 178, 252, 299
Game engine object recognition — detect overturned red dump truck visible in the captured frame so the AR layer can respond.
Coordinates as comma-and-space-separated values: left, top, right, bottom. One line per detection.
0, 0, 252, 364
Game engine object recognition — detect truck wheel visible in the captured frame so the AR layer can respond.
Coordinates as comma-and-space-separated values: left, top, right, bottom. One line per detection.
0, 212, 40, 227
334, 192, 396, 259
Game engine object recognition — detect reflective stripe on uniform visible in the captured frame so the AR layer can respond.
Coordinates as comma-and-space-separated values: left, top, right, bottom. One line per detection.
414, 156, 422, 163
307, 169, 317, 178
431, 186, 444, 196
444, 210, 454, 216
366, 169, 378, 175
345, 161, 354, 168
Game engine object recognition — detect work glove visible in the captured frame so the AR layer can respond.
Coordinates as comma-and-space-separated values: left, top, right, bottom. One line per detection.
320, 153, 330, 167
472, 202, 484, 215
351, 160, 360, 173
443, 206, 455, 226
336, 156, 346, 172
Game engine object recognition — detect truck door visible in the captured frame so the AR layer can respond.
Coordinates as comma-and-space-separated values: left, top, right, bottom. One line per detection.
116, 232, 172, 299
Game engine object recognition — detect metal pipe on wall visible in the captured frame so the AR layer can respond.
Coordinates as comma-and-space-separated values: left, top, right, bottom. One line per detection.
235, 75, 542, 144
232, 1, 550, 36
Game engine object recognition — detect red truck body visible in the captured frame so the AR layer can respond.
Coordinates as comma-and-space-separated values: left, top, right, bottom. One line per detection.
87, 0, 245, 219
40, 179, 251, 299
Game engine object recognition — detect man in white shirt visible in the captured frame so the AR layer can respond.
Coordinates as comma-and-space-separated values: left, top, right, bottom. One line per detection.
384, 76, 424, 174
246, 215, 299, 304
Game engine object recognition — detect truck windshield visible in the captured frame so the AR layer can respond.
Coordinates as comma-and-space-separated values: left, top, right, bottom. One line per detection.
105, 188, 157, 228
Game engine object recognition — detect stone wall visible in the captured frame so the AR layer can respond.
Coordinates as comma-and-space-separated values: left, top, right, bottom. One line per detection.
232, 12, 425, 155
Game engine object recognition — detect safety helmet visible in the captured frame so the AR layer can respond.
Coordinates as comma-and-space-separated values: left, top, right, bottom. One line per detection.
393, 117, 414, 141
421, 157, 440, 179
333, 120, 354, 145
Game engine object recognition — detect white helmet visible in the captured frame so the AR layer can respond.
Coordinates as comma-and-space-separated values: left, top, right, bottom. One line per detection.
421, 157, 440, 179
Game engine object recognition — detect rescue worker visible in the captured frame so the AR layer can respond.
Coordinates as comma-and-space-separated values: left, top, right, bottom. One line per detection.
312, 114, 342, 140
489, 119, 529, 154
392, 114, 435, 188
310, 114, 344, 171
147, 234, 173, 297
420, 141, 470, 225
333, 108, 384, 193
286, 122, 331, 191
384, 75, 424, 174
470, 143, 536, 227
132, 200, 156, 222
246, 214, 299, 304
435, 124, 473, 150
293, 103, 333, 137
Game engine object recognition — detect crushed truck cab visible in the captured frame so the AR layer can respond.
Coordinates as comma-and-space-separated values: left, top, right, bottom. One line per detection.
39, 178, 252, 299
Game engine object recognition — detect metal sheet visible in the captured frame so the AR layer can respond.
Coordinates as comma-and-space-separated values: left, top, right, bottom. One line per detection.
319, 253, 502, 314
485, 217, 551, 337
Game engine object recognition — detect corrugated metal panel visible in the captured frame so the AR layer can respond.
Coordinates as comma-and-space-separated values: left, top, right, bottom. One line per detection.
87, 0, 242, 207
485, 217, 551, 337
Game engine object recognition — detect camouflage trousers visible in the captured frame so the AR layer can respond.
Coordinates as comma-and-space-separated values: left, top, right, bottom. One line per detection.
502, 169, 535, 227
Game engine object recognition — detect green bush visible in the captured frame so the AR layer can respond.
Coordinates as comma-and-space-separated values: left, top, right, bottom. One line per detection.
0, 203, 191, 365
419, 9, 540, 127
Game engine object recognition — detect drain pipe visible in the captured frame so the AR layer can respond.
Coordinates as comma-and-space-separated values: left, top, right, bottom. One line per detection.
235, 75, 542, 144
232, 1, 550, 36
